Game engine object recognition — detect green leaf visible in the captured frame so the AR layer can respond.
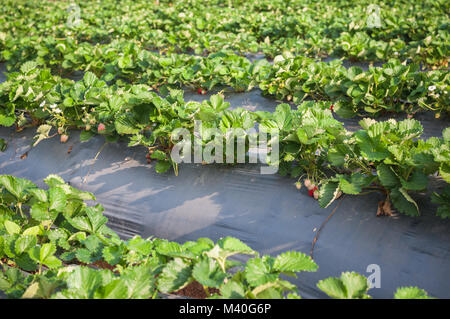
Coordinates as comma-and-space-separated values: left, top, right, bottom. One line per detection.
15, 254, 37, 272
157, 258, 192, 293
121, 265, 156, 299
274, 103, 292, 130
376, 164, 400, 188
102, 245, 125, 266
94, 279, 128, 299
4, 220, 21, 235
155, 160, 171, 173
29, 243, 61, 269
317, 272, 370, 299
439, 163, 450, 183
20, 61, 38, 73
318, 181, 340, 208
192, 258, 227, 288
244, 256, 277, 287
115, 115, 140, 135
400, 170, 428, 191
217, 237, 254, 254
76, 248, 98, 264
22, 226, 42, 236
0, 114, 15, 127
0, 175, 36, 200
339, 173, 374, 195
209, 94, 227, 111
127, 236, 153, 255
43, 175, 65, 187
443, 128, 450, 143
70, 206, 108, 234
48, 187, 66, 211
28, 188, 48, 202
83, 72, 98, 87
432, 186, 450, 219
355, 130, 389, 161
273, 251, 318, 273
22, 276, 61, 299
151, 150, 167, 161
15, 236, 37, 255
394, 287, 433, 299
62, 266, 103, 298
80, 130, 94, 142
219, 280, 246, 299
340, 272, 369, 299
40, 243, 60, 268
318, 277, 347, 298
31, 202, 54, 221
390, 188, 419, 217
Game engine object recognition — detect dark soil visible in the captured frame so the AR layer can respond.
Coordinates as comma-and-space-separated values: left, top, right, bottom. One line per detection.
174, 281, 220, 299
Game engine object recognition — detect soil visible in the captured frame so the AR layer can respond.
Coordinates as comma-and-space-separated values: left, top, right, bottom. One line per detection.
174, 281, 220, 299
92, 259, 219, 299
93, 260, 116, 272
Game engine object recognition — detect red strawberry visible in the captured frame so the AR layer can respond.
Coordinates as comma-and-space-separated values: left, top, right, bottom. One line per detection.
98, 123, 106, 133
308, 186, 318, 197
197, 88, 207, 95
330, 104, 334, 112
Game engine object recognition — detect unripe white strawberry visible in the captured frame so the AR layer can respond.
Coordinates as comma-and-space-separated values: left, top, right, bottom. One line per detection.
304, 179, 312, 189
295, 182, 302, 190
313, 190, 319, 200
60, 134, 69, 143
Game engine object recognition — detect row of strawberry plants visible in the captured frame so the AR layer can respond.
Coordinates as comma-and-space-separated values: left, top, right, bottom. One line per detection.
0, 66, 448, 218
260, 103, 450, 218
0, 174, 433, 299
1, 41, 448, 118
2, 39, 258, 92
257, 53, 449, 118
1, 0, 448, 67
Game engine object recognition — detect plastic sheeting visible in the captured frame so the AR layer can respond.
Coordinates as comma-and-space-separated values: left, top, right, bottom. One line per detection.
1, 64, 450, 299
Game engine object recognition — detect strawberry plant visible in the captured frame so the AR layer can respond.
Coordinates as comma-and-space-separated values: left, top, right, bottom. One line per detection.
0, 174, 321, 299
317, 272, 433, 299
0, 174, 433, 299
319, 118, 449, 217
258, 55, 449, 118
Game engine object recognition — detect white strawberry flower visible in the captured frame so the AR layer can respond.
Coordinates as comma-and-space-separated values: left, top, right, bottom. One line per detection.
428, 85, 436, 92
